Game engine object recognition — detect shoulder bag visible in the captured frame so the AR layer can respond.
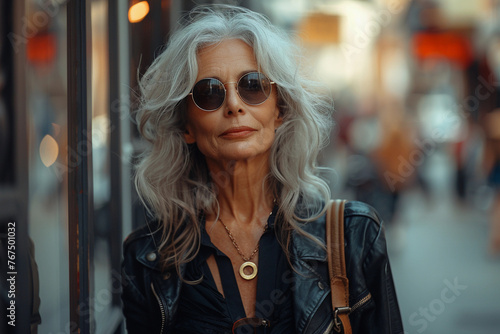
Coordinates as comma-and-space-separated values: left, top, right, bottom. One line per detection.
326, 199, 352, 334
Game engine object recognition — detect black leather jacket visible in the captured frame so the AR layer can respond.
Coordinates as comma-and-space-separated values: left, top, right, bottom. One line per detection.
121, 201, 404, 333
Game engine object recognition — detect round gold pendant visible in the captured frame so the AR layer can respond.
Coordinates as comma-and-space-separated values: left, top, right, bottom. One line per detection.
239, 261, 257, 280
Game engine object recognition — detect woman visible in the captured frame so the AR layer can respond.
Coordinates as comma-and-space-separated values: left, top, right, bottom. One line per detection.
122, 5, 403, 334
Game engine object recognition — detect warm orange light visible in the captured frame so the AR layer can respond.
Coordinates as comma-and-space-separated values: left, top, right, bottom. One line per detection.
128, 1, 150, 23
297, 13, 340, 45
412, 32, 473, 69
27, 32, 57, 66
40, 134, 59, 167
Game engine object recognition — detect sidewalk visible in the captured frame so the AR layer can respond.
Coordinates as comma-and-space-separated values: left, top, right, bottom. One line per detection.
386, 159, 500, 333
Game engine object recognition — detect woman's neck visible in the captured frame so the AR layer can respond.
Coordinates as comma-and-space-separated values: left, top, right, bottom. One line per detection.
206, 157, 274, 226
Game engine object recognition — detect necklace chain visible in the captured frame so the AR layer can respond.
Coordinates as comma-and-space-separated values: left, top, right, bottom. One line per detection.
218, 218, 268, 262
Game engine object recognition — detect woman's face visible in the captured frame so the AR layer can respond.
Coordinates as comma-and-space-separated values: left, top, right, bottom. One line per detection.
184, 39, 282, 166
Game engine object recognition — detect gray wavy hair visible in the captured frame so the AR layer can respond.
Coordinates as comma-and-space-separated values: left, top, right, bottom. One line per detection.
135, 5, 333, 275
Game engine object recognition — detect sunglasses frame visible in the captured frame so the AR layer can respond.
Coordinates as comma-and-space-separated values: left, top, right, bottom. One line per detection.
232, 317, 270, 334
189, 72, 275, 112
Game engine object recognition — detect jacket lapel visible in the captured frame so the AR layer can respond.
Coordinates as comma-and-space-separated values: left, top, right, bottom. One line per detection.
291, 214, 332, 333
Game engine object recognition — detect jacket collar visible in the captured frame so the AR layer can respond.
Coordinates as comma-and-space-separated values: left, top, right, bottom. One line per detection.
291, 213, 327, 261
135, 225, 162, 271
135, 206, 328, 270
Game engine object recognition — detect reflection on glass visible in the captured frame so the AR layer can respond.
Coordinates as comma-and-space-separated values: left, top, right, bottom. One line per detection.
39, 134, 59, 167
26, 0, 70, 332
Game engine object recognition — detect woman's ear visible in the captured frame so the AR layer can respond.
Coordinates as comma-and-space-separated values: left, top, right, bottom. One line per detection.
274, 106, 284, 128
184, 127, 196, 144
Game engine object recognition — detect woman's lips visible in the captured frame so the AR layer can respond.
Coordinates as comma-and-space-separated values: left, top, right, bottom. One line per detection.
220, 126, 257, 138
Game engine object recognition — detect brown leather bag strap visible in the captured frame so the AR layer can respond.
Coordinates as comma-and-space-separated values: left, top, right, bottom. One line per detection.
326, 199, 352, 334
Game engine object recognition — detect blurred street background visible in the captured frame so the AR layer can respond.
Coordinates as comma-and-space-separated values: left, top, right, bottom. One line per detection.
385, 153, 500, 334
1, 0, 500, 333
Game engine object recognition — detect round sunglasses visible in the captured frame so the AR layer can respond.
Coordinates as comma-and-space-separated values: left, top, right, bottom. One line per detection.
189, 72, 275, 111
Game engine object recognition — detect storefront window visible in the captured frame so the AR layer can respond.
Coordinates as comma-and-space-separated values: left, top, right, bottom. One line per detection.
25, 0, 70, 332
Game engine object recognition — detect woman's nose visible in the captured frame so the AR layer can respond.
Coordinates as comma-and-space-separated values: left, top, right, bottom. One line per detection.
223, 83, 245, 115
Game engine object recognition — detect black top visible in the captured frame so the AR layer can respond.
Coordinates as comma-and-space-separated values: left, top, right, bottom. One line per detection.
172, 207, 296, 334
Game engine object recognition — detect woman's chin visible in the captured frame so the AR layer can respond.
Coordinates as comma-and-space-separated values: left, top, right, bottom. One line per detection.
207, 147, 271, 165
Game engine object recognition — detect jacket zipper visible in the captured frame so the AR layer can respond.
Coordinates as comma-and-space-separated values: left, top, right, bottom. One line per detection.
350, 292, 372, 313
322, 319, 334, 334
151, 282, 166, 334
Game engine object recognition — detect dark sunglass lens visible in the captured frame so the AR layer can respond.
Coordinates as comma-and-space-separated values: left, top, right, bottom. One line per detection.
192, 78, 225, 111
238, 73, 271, 105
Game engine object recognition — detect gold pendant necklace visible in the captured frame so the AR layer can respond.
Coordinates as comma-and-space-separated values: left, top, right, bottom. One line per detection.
218, 218, 268, 280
